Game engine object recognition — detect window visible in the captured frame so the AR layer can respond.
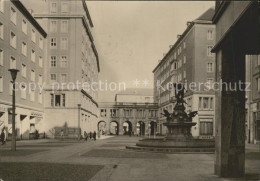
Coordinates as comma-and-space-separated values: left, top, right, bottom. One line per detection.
207, 62, 213, 73
207, 30, 213, 40
31, 29, 36, 42
183, 42, 186, 49
21, 42, 27, 56
39, 37, 43, 49
0, 49, 3, 66
256, 54, 260, 66
200, 119, 213, 136
21, 85, 26, 99
206, 78, 214, 89
100, 109, 106, 117
0, 22, 3, 39
183, 70, 186, 78
178, 59, 182, 68
207, 46, 213, 57
30, 90, 35, 102
61, 20, 68, 33
61, 74, 67, 82
50, 3, 57, 13
173, 62, 177, 70
50, 38, 57, 48
199, 97, 214, 110
39, 75, 43, 85
38, 92, 42, 104
50, 56, 57, 67
10, 7, 16, 25
10, 32, 16, 48
50, 20, 57, 32
178, 72, 182, 82
10, 56, 16, 69
183, 55, 186, 64
257, 78, 260, 91
0, 76, 3, 92
31, 49, 35, 62
61, 37, 68, 50
61, 3, 68, 13
21, 64, 27, 77
0, 0, 4, 12
50, 94, 65, 107
22, 19, 27, 34
39, 56, 43, 67
60, 56, 67, 67
31, 70, 35, 82
50, 74, 57, 81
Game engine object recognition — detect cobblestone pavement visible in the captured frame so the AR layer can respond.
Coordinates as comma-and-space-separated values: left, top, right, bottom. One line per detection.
0, 136, 259, 181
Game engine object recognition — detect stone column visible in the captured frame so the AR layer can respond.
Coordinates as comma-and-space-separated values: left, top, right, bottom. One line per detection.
215, 44, 246, 177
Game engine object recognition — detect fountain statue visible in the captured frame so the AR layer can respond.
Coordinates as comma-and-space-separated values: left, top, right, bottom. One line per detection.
126, 83, 215, 153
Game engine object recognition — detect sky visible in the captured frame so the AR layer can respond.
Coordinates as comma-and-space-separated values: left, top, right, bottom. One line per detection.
87, 1, 215, 102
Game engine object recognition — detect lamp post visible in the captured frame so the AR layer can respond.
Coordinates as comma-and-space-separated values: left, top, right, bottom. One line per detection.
9, 69, 19, 151
77, 104, 81, 141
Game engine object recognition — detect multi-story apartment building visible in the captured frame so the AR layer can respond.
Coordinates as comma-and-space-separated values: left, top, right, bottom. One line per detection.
153, 8, 216, 138
246, 55, 260, 144
23, 0, 100, 138
0, 0, 47, 139
99, 89, 158, 136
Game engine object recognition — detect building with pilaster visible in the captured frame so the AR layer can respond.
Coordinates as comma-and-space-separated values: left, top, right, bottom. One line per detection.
153, 8, 216, 138
22, 0, 100, 138
0, 0, 47, 139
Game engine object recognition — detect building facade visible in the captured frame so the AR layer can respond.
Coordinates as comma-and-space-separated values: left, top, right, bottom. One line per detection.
99, 89, 158, 136
153, 8, 216, 138
23, 0, 100, 138
246, 54, 260, 144
0, 0, 47, 139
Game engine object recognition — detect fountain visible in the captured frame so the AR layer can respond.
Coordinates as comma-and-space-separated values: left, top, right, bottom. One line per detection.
126, 83, 215, 153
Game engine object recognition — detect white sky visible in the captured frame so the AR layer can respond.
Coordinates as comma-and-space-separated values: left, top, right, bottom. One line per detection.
87, 1, 215, 102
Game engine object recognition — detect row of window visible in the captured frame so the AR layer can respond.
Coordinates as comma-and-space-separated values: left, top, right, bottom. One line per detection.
0, 12, 43, 47
0, 76, 43, 103
50, 20, 69, 33
100, 109, 158, 118
50, 73, 67, 83
50, 2, 69, 14
50, 37, 68, 49
50, 55, 68, 68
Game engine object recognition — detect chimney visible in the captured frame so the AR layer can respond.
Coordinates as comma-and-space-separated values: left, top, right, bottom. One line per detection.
186, 21, 192, 27
169, 45, 173, 49
28, 9, 34, 15
177, 35, 181, 39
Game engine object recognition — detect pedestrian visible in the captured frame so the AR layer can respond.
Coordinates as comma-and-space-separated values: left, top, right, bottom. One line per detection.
60, 129, 64, 140
93, 131, 96, 141
84, 131, 88, 141
97, 130, 101, 139
89, 132, 92, 140
1, 128, 6, 145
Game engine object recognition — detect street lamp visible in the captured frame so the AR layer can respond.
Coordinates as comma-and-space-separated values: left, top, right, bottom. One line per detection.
8, 69, 19, 151
77, 104, 81, 141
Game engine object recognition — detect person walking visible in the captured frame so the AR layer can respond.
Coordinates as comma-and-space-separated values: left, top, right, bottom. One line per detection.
60, 129, 64, 141
93, 131, 96, 141
1, 128, 6, 145
84, 131, 88, 141
89, 132, 92, 140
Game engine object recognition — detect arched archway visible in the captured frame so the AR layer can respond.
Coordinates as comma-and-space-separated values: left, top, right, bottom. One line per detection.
98, 121, 106, 135
136, 121, 145, 136
150, 121, 157, 136
123, 121, 132, 135
110, 121, 119, 135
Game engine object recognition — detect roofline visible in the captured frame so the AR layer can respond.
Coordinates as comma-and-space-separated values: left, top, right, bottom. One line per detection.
91, 44, 100, 72
152, 22, 195, 73
212, 1, 230, 24
11, 0, 47, 38
152, 18, 214, 73
82, 0, 94, 27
